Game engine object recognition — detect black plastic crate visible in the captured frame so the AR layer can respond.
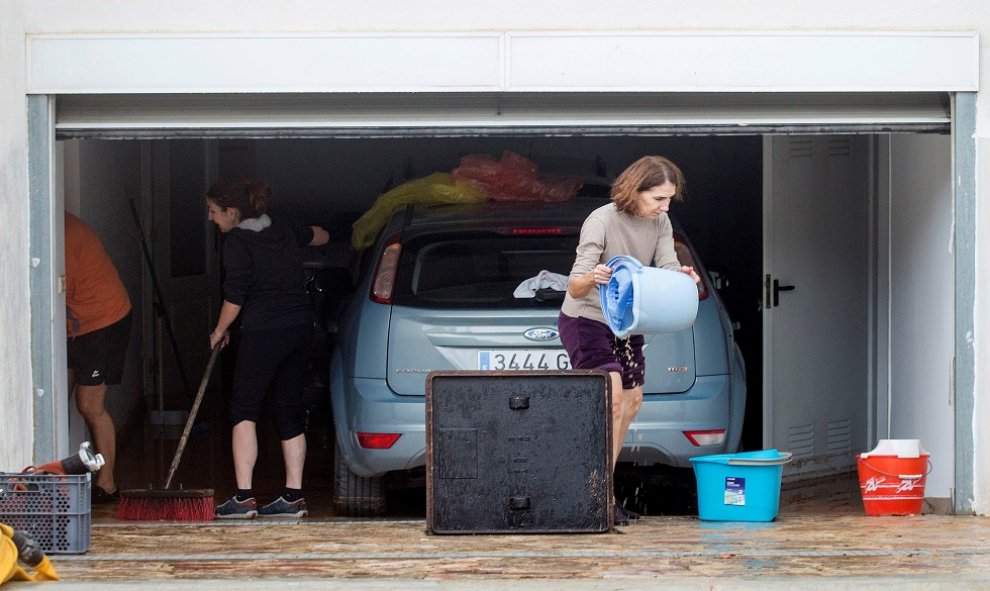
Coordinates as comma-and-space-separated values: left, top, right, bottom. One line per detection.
0, 472, 91, 554
426, 370, 613, 534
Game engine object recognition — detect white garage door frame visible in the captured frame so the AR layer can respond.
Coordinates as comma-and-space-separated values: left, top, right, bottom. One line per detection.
51, 91, 952, 140
25, 31, 979, 513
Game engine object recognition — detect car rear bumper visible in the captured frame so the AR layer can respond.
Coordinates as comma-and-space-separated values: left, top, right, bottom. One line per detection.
333, 374, 739, 477
332, 377, 428, 477
623, 376, 738, 468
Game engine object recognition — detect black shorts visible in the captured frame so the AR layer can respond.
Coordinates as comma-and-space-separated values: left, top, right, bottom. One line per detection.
229, 323, 312, 440
67, 312, 132, 386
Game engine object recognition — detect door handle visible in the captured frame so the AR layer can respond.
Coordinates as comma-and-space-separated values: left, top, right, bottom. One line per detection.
773, 279, 795, 307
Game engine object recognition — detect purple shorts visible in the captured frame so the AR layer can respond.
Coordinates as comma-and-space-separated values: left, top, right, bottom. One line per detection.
557, 312, 645, 390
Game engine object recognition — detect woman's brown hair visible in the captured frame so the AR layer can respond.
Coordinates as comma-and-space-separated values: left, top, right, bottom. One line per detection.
610, 156, 685, 214
205, 179, 271, 219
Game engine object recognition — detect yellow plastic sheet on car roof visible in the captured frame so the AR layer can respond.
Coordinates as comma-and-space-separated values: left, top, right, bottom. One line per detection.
351, 172, 489, 251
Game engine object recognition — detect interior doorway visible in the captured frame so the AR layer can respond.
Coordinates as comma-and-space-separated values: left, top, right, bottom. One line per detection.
763, 135, 872, 479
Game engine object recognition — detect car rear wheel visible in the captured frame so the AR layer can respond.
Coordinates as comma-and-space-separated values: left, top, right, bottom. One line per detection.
332, 439, 386, 517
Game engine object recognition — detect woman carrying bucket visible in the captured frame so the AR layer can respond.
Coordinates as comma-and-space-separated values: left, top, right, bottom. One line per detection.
558, 156, 700, 525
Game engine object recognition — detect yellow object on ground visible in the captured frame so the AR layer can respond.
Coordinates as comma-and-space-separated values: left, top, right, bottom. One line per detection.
351, 173, 489, 250
0, 522, 58, 584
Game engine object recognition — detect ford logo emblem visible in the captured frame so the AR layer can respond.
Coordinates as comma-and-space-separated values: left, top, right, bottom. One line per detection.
524, 327, 559, 342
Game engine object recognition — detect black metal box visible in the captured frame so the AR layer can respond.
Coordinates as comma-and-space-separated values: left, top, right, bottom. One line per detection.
426, 370, 613, 534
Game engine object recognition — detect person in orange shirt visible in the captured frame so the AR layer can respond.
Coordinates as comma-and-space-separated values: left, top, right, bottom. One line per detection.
65, 211, 132, 504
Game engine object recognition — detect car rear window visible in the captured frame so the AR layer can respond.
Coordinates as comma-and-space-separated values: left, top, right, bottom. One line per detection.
393, 232, 577, 308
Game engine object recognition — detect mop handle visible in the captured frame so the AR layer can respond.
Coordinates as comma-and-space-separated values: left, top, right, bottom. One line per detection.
164, 344, 220, 490
127, 197, 192, 395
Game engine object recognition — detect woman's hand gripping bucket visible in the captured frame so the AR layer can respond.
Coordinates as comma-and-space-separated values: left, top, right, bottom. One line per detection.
599, 255, 699, 338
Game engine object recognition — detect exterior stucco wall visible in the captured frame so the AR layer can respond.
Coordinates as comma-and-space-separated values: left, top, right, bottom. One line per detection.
0, 2, 33, 471
16, 1, 985, 33
2, 0, 989, 512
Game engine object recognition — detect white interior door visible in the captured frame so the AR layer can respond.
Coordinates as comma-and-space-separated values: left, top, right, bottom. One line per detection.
763, 135, 872, 479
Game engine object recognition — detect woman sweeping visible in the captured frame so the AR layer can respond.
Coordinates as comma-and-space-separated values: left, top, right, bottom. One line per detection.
558, 156, 701, 525
206, 179, 329, 518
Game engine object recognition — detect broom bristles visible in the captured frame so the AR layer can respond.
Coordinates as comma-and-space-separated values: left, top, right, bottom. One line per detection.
116, 489, 215, 521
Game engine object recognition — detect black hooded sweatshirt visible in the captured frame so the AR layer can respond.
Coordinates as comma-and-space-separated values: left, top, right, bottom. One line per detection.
221, 216, 315, 332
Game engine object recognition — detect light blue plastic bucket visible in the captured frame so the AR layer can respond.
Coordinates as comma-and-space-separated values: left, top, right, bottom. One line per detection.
598, 255, 699, 338
689, 449, 793, 522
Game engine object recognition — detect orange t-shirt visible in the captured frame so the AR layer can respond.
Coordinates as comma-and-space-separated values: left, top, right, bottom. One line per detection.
65, 212, 132, 337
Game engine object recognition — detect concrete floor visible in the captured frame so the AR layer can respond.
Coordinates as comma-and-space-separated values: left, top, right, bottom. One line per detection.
16, 396, 988, 590
11, 473, 989, 590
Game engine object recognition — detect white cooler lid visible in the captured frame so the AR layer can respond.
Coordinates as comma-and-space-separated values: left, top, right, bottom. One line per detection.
860, 438, 929, 458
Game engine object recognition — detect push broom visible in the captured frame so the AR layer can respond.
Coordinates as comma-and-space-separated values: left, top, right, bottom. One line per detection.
117, 344, 220, 521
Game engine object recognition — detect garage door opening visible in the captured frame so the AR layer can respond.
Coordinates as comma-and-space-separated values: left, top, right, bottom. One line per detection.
52, 88, 954, 515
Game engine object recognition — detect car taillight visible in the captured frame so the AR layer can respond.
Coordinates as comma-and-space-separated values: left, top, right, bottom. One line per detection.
356, 433, 402, 449
673, 235, 710, 301
684, 429, 726, 446
696, 279, 709, 301
370, 241, 401, 304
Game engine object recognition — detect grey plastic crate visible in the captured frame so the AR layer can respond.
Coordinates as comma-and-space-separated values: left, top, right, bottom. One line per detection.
0, 472, 91, 554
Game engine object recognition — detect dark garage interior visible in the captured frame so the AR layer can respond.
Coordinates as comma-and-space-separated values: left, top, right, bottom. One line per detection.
68, 134, 764, 516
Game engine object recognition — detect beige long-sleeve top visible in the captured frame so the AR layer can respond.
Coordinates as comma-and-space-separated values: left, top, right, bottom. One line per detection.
560, 203, 681, 324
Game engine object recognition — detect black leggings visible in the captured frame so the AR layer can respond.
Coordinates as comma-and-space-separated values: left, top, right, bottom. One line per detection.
229, 323, 312, 440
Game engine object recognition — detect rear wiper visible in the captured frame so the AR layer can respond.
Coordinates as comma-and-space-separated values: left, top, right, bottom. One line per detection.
533, 288, 566, 303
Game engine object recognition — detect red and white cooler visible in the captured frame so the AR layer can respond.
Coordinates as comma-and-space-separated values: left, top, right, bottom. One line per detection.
857, 439, 930, 516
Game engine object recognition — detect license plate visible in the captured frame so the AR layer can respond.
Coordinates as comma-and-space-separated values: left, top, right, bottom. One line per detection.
478, 350, 571, 371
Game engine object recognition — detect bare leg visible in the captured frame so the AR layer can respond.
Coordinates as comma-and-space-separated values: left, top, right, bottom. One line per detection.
232, 420, 258, 490
612, 382, 644, 522
74, 383, 117, 493
608, 371, 625, 470
614, 384, 644, 469
281, 433, 307, 490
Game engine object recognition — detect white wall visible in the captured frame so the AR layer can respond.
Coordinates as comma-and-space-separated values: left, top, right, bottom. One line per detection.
3, 0, 990, 510
18, 1, 984, 34
889, 134, 954, 497
0, 2, 33, 470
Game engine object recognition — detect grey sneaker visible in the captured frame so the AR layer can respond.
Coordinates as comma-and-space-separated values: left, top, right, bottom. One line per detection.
215, 496, 258, 519
258, 496, 308, 517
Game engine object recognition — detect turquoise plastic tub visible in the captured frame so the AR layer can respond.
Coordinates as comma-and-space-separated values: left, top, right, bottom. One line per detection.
689, 449, 793, 522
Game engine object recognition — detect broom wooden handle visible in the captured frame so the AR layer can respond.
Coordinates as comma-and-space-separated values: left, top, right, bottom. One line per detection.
164, 344, 221, 490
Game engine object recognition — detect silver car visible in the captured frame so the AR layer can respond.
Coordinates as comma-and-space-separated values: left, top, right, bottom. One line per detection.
330, 196, 746, 516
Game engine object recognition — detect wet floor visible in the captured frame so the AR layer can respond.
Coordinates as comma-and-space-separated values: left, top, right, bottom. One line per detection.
44, 502, 990, 589
22, 392, 990, 589
29, 461, 990, 589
